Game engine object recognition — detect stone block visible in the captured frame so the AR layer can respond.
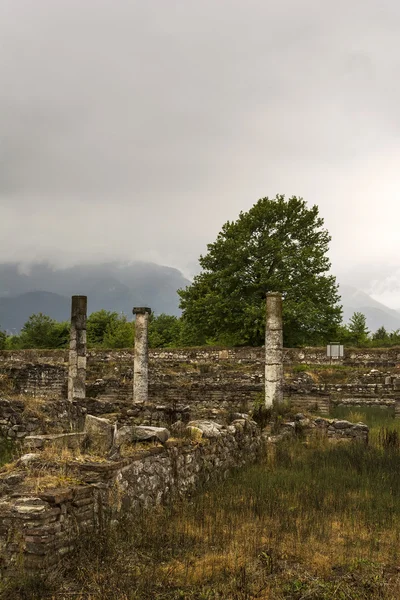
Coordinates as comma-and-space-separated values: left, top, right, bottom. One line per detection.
84, 415, 114, 453
24, 433, 87, 451
332, 420, 352, 429
187, 420, 223, 439
131, 426, 170, 444
114, 425, 133, 446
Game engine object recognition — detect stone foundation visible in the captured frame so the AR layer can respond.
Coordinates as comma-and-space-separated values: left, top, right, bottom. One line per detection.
1, 349, 400, 420
0, 418, 262, 574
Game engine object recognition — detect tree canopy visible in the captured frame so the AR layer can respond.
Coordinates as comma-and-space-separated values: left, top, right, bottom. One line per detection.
178, 195, 342, 346
345, 312, 370, 346
148, 314, 182, 348
18, 314, 69, 349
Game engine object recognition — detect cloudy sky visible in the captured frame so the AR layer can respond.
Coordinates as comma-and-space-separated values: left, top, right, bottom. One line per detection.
1, 1, 400, 304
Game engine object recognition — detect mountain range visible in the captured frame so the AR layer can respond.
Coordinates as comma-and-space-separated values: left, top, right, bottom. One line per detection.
0, 262, 190, 332
1, 262, 400, 335
339, 284, 400, 333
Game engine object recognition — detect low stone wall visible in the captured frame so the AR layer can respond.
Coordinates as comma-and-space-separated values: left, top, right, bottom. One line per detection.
314, 417, 369, 442
0, 398, 86, 442
0, 418, 262, 574
0, 412, 370, 577
279, 415, 369, 444
1, 345, 400, 372
1, 349, 400, 420
287, 395, 330, 415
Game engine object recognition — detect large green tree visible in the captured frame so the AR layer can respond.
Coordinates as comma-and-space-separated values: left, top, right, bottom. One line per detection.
178, 195, 342, 347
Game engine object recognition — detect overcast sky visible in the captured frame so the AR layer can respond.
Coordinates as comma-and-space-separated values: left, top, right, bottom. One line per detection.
1, 1, 400, 304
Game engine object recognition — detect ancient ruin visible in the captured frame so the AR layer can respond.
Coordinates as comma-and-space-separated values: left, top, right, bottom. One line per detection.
0, 293, 398, 580
265, 292, 284, 408
67, 295, 87, 402
132, 306, 151, 403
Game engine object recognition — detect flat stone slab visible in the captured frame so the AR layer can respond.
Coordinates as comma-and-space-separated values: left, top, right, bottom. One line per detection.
84, 415, 114, 452
131, 426, 170, 444
24, 433, 87, 451
332, 420, 352, 429
114, 425, 133, 447
187, 420, 223, 439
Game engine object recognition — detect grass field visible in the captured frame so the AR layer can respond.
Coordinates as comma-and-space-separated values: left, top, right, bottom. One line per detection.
0, 437, 15, 467
5, 407, 400, 599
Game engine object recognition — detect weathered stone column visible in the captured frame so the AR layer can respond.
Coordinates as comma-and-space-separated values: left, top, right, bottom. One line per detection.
265, 292, 283, 408
68, 296, 87, 402
133, 307, 151, 403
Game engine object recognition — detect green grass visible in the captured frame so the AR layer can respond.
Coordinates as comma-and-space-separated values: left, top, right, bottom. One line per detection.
6, 431, 400, 599
329, 404, 400, 448
330, 403, 396, 426
291, 363, 355, 373
4, 404, 400, 599
0, 437, 15, 467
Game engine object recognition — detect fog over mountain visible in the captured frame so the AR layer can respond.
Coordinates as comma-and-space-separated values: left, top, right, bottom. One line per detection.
1, 261, 400, 335
339, 284, 400, 333
1, 1, 400, 281
339, 264, 400, 313
1, 2, 400, 336
0, 262, 190, 332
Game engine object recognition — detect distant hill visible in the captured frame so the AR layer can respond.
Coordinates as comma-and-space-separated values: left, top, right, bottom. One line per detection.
2, 263, 400, 336
339, 284, 400, 333
0, 262, 190, 332
0, 291, 70, 333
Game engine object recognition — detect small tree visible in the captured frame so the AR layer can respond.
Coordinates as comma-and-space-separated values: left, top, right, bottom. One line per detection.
19, 314, 69, 349
87, 310, 121, 348
5, 335, 23, 349
103, 316, 134, 348
148, 314, 182, 348
373, 326, 388, 342
347, 312, 369, 346
389, 329, 400, 346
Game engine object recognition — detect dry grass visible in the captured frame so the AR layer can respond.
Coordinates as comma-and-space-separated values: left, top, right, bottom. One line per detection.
344, 410, 365, 423
5, 408, 400, 599
5, 430, 400, 599
0, 372, 15, 393
20, 395, 47, 418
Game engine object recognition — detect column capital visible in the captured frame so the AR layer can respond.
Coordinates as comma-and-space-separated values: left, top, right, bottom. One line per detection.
132, 306, 152, 316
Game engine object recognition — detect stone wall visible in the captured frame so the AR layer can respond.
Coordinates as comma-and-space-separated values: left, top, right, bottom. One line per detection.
0, 412, 369, 576
0, 419, 262, 573
0, 398, 86, 442
1, 348, 400, 420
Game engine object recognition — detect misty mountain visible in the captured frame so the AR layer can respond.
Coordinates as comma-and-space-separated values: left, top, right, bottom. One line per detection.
2, 263, 400, 336
339, 284, 400, 333
0, 291, 70, 333
0, 262, 190, 332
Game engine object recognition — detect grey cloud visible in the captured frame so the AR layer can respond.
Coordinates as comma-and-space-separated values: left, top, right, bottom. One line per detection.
1, 0, 400, 303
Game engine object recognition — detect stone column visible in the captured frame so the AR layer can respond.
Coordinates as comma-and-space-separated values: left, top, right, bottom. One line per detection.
68, 296, 87, 402
133, 307, 151, 403
265, 292, 283, 408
